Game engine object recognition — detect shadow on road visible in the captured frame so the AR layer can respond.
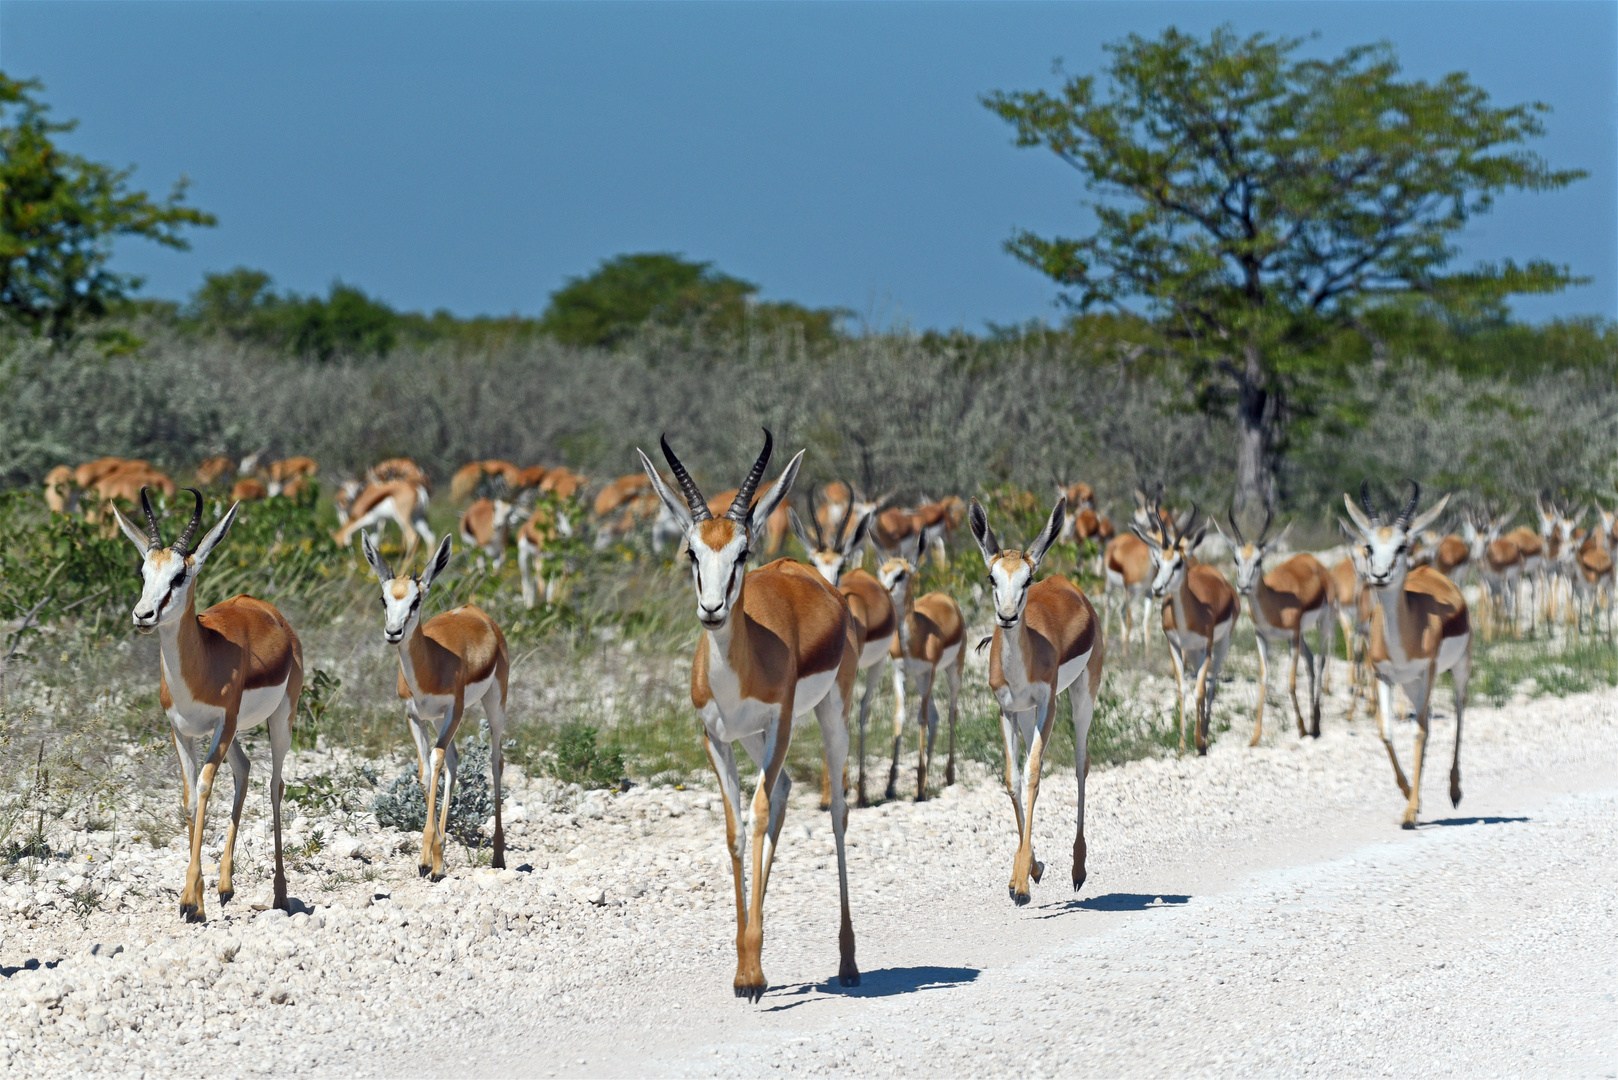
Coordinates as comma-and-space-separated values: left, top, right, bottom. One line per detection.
1032, 892, 1192, 919
765, 966, 979, 1010
1423, 815, 1529, 828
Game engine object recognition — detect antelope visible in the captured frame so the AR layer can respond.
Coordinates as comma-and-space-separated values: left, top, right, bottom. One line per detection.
361, 535, 511, 878
1344, 481, 1470, 829
870, 506, 921, 563
85, 463, 177, 525
1463, 510, 1522, 640
592, 473, 660, 551
369, 457, 433, 492
912, 496, 965, 569
230, 477, 269, 503
1535, 496, 1570, 622
1214, 507, 1336, 744
637, 430, 860, 1000
111, 489, 302, 920
334, 480, 435, 561
789, 494, 896, 807
517, 500, 570, 608
1329, 552, 1375, 717
450, 460, 524, 503
1053, 480, 1095, 543
876, 540, 965, 802
1502, 515, 1544, 631
266, 456, 317, 498
43, 465, 77, 514
194, 455, 236, 489
1136, 506, 1237, 756
459, 497, 523, 568
1568, 508, 1613, 636
969, 497, 1104, 903
540, 466, 586, 500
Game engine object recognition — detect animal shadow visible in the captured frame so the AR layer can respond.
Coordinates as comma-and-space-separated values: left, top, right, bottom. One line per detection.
765, 966, 978, 1010
1423, 815, 1528, 828
1035, 892, 1191, 919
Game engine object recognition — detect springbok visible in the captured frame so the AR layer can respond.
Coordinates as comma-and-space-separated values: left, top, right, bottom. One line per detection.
638, 430, 860, 1000
1136, 506, 1236, 756
1329, 549, 1375, 718
790, 496, 895, 807
1568, 508, 1613, 636
266, 457, 318, 497
459, 497, 523, 568
111, 489, 302, 920
912, 496, 965, 569
1502, 515, 1545, 631
334, 480, 435, 561
1345, 481, 1470, 829
969, 497, 1104, 903
871, 506, 922, 562
1463, 510, 1522, 640
361, 535, 511, 878
876, 542, 964, 802
450, 460, 524, 503
194, 455, 236, 489
517, 499, 572, 608
1215, 507, 1336, 744
370, 457, 433, 492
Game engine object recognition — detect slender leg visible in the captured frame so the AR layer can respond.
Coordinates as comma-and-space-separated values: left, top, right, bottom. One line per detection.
1314, 607, 1335, 738
171, 731, 200, 846
886, 661, 908, 801
1010, 698, 1054, 905
814, 690, 860, 988
1193, 649, 1213, 755
422, 696, 465, 880
217, 737, 251, 903
738, 704, 793, 1002
1376, 677, 1411, 800
267, 696, 292, 911
1140, 593, 1154, 659
1402, 666, 1435, 829
1287, 636, 1306, 737
1166, 637, 1189, 756
518, 540, 537, 609
484, 687, 507, 869
999, 708, 1026, 864
914, 668, 937, 801
1450, 644, 1469, 808
1250, 634, 1270, 747
405, 698, 435, 793
702, 727, 750, 978
854, 656, 884, 807
181, 712, 238, 923
944, 650, 962, 786
1071, 672, 1095, 891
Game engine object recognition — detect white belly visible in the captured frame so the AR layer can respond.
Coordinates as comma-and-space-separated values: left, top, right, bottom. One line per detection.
1055, 646, 1092, 695
859, 635, 893, 670
167, 676, 289, 740
703, 666, 839, 743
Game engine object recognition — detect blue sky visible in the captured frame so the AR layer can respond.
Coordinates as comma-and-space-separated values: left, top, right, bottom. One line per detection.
2, 1, 1613, 329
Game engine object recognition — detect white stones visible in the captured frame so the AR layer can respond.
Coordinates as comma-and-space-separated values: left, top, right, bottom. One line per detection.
332, 835, 367, 860
573, 886, 606, 907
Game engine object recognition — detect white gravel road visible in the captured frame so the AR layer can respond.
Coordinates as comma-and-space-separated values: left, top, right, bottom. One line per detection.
2, 675, 1615, 1078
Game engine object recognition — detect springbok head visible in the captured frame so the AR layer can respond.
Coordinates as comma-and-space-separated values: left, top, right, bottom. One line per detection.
1343, 480, 1450, 590
1214, 501, 1292, 594
362, 533, 453, 645
791, 485, 869, 587
1135, 499, 1207, 600
113, 488, 240, 632
639, 430, 804, 632
968, 497, 1066, 630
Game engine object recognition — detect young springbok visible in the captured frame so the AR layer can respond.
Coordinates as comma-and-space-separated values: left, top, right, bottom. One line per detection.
876, 541, 965, 802
112, 489, 302, 920
969, 497, 1105, 903
1345, 481, 1470, 829
1136, 507, 1237, 757
790, 496, 896, 807
334, 480, 435, 562
361, 534, 511, 878
638, 431, 860, 1001
1215, 507, 1336, 743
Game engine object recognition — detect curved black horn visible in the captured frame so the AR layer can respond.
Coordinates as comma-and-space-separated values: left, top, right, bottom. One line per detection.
1179, 502, 1198, 547
1397, 479, 1420, 530
1360, 479, 1382, 525
659, 434, 711, 522
173, 488, 205, 554
1225, 498, 1246, 545
727, 428, 773, 523
807, 484, 826, 549
1258, 502, 1274, 545
138, 487, 163, 547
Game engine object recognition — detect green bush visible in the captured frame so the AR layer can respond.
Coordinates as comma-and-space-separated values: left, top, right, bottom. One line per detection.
370, 740, 492, 841
548, 721, 626, 790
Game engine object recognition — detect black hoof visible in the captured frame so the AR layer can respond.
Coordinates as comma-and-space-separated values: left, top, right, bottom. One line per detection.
218, 889, 234, 905
1011, 890, 1031, 907
430, 871, 445, 883
1072, 872, 1086, 893
913, 793, 927, 804
734, 984, 766, 1003
418, 864, 432, 878
1030, 859, 1045, 884
179, 903, 203, 924
492, 853, 505, 870
839, 970, 861, 988
1401, 820, 1416, 831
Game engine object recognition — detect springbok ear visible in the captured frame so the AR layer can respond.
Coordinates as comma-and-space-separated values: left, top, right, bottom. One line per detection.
1028, 498, 1067, 569
111, 505, 151, 557
1129, 521, 1162, 551
750, 449, 804, 549
788, 508, 817, 554
1343, 493, 1376, 536
1268, 521, 1294, 551
1210, 517, 1232, 549
190, 502, 241, 566
1409, 493, 1451, 536
636, 449, 693, 534
968, 498, 999, 568
360, 531, 393, 582
1187, 521, 1210, 552
419, 535, 453, 591
843, 510, 871, 558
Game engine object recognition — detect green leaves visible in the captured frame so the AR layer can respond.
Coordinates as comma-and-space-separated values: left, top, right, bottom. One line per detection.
0, 73, 215, 341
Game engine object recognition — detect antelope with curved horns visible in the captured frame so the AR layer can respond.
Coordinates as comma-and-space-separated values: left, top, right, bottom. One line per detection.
517, 499, 570, 608
970, 497, 1103, 903
111, 489, 303, 920
334, 480, 435, 562
1567, 506, 1613, 636
877, 537, 965, 802
1462, 508, 1522, 641
790, 490, 896, 807
1214, 504, 1336, 745
1345, 480, 1471, 829
912, 495, 965, 570
1135, 502, 1236, 756
1101, 489, 1177, 658
361, 534, 511, 878
1329, 542, 1376, 719
1501, 512, 1544, 633
638, 430, 860, 1000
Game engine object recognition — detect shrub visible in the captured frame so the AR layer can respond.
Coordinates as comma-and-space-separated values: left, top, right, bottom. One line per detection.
371, 740, 492, 842
548, 721, 625, 790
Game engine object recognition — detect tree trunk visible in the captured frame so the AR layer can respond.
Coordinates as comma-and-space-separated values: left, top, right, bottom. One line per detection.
1234, 342, 1276, 514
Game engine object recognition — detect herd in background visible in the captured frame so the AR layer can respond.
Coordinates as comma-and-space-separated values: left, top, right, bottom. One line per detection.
34, 436, 1618, 1002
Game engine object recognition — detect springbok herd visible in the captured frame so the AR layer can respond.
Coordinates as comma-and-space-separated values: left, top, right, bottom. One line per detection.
39, 434, 1617, 1000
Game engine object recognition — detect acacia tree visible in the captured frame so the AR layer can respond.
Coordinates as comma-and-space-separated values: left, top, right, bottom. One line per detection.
984, 27, 1585, 509
0, 73, 214, 341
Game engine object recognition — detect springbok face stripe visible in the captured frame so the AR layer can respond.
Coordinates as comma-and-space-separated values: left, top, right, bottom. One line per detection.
686, 521, 749, 628
133, 548, 194, 628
